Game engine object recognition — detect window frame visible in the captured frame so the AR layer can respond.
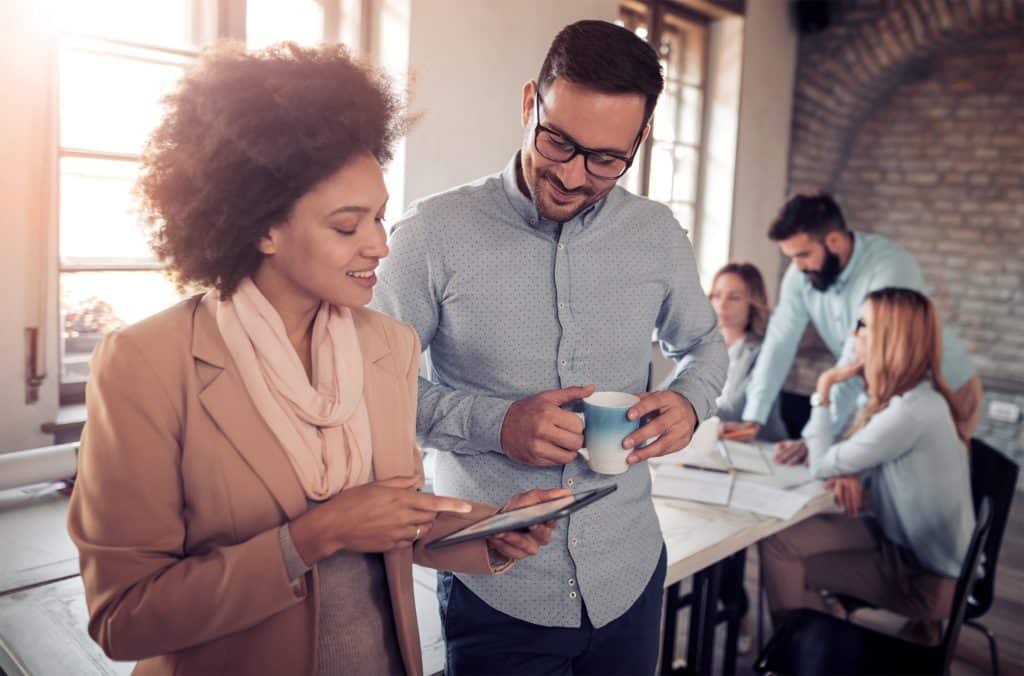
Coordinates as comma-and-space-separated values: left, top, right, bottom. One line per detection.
619, 0, 712, 252
54, 0, 362, 405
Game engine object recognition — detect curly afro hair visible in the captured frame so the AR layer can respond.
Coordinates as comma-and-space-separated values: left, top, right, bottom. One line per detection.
137, 42, 406, 297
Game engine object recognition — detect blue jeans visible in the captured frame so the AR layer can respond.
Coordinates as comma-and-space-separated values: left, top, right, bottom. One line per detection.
437, 547, 667, 676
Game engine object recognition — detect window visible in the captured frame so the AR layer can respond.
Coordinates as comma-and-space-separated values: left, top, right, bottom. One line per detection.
55, 0, 387, 402
617, 1, 709, 241
57, 5, 202, 395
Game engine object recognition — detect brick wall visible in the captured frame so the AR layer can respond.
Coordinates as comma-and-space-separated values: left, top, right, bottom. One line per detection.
835, 31, 1024, 384
784, 0, 1024, 474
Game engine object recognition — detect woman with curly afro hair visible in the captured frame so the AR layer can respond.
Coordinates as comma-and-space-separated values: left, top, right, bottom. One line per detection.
67, 43, 561, 676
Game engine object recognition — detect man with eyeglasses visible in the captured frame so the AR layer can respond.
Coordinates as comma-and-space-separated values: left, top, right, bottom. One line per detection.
735, 193, 982, 465
372, 20, 726, 675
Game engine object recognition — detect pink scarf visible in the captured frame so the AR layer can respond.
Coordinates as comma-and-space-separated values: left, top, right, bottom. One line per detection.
215, 278, 372, 500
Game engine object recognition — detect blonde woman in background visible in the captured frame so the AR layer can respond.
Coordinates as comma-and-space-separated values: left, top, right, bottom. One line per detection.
760, 287, 975, 645
701, 262, 787, 653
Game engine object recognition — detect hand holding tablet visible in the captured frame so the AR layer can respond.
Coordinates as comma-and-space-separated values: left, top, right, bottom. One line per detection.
426, 484, 618, 550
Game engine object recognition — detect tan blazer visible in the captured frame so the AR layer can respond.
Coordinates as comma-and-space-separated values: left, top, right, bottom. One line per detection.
67, 293, 502, 676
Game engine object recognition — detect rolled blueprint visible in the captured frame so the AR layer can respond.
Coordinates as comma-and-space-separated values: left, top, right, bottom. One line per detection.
0, 443, 78, 491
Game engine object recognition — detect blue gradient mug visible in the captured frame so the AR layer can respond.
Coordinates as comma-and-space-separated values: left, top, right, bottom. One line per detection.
582, 391, 641, 475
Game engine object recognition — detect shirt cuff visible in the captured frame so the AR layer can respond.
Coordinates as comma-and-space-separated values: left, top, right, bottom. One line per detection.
668, 382, 713, 422
740, 398, 770, 425
488, 550, 514, 574
278, 524, 313, 581
469, 394, 516, 454
804, 407, 836, 477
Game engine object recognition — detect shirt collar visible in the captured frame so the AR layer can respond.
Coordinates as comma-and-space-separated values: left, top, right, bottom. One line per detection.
501, 153, 540, 226
500, 152, 605, 231
832, 230, 863, 292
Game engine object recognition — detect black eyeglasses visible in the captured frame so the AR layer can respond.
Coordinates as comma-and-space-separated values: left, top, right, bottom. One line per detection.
855, 318, 868, 333
532, 90, 644, 180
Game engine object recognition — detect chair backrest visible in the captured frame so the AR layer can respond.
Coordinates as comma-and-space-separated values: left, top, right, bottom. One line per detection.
779, 390, 811, 439
967, 438, 1020, 619
938, 497, 993, 674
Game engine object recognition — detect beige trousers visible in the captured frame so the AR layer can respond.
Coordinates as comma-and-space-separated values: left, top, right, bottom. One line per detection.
759, 514, 955, 624
951, 373, 984, 441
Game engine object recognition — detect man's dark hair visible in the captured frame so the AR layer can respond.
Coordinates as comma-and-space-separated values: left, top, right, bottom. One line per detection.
767, 193, 848, 241
537, 20, 664, 122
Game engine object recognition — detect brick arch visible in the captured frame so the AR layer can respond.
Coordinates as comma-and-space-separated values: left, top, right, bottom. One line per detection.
787, 0, 1024, 194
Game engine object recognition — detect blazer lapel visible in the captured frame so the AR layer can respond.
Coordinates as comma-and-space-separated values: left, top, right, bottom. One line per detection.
192, 293, 306, 521
355, 312, 415, 482
353, 311, 422, 676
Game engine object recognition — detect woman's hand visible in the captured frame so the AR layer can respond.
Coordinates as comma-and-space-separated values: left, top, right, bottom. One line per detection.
486, 488, 571, 561
773, 438, 808, 465
289, 475, 472, 564
815, 358, 865, 402
825, 475, 864, 516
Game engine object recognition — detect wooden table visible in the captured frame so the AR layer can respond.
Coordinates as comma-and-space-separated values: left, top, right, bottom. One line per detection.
0, 482, 448, 676
655, 483, 837, 675
0, 479, 834, 676
0, 484, 79, 597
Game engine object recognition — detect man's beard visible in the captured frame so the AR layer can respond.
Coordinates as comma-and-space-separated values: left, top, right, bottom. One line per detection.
532, 168, 596, 223
805, 247, 842, 291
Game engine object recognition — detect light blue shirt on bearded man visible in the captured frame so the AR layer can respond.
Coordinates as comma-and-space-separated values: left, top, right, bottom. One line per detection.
742, 230, 976, 436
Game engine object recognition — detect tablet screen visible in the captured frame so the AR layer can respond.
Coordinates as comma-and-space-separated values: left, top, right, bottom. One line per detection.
449, 494, 579, 538
426, 485, 617, 550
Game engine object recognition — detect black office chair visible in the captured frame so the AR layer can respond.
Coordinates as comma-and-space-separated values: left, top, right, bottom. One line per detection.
754, 498, 993, 676
778, 391, 811, 440
832, 438, 1018, 674
963, 439, 1019, 676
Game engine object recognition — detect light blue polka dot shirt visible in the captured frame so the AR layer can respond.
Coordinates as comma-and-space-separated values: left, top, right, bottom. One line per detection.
371, 154, 727, 628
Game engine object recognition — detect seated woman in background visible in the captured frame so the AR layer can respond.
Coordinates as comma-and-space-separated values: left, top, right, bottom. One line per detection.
67, 43, 560, 676
760, 287, 975, 643
708, 262, 788, 442
704, 262, 787, 653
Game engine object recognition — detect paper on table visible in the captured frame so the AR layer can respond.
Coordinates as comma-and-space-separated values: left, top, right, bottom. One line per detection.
765, 459, 813, 488
652, 464, 734, 505
729, 477, 821, 519
650, 416, 729, 470
720, 440, 772, 475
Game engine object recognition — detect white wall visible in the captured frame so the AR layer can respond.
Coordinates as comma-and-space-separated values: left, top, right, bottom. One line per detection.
0, 1, 59, 453
729, 0, 797, 303
0, 1, 798, 452
697, 16, 744, 288
402, 0, 617, 206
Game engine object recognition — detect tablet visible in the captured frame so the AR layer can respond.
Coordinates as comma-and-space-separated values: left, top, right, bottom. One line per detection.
425, 484, 618, 550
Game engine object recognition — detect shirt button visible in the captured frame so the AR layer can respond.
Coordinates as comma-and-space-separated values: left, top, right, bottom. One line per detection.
558, 243, 565, 250
569, 591, 578, 599
560, 359, 567, 366
567, 478, 574, 487
568, 579, 576, 586
529, 218, 537, 225
558, 302, 565, 310
571, 538, 578, 546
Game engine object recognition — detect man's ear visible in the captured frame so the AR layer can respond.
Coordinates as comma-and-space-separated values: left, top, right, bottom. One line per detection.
522, 80, 537, 129
638, 121, 652, 148
823, 229, 846, 252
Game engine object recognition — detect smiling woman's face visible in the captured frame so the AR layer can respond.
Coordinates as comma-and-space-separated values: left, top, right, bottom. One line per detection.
255, 153, 390, 310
